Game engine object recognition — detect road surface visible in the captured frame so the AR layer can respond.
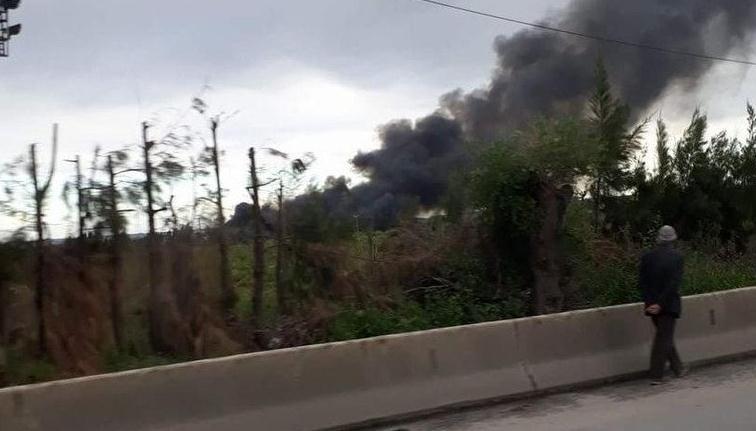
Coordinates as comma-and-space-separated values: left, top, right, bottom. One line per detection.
373, 357, 756, 431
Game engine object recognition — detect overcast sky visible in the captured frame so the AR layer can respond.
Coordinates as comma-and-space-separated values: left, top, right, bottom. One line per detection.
2, 0, 755, 238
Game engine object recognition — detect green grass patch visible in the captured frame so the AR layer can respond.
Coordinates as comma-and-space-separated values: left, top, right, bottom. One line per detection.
2, 350, 58, 386
230, 243, 280, 325
103, 350, 183, 373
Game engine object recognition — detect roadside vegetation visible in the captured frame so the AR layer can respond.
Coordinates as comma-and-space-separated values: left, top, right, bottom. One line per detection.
2, 61, 756, 387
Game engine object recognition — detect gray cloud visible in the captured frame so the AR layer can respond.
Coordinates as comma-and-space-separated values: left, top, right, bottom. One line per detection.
3, 0, 557, 106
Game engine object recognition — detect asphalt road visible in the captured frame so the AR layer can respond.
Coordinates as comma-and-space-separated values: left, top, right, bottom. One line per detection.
373, 358, 756, 431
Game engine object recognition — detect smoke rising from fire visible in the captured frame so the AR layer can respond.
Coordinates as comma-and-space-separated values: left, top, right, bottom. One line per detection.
280, 0, 756, 229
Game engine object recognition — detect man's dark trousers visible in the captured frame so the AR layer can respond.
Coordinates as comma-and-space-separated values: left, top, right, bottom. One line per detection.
650, 314, 683, 379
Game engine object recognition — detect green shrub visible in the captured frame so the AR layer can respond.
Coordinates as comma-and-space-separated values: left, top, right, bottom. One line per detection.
682, 250, 756, 296
3, 351, 57, 386
103, 349, 182, 373
326, 302, 430, 342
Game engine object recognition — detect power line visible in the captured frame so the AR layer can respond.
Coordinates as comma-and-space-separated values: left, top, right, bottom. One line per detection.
412, 0, 756, 67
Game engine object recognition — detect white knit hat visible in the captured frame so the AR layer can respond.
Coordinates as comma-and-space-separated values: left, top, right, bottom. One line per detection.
657, 225, 678, 243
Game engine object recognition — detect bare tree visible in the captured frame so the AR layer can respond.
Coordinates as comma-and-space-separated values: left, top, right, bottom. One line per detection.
140, 121, 187, 352
246, 147, 309, 324
143, 122, 162, 350
31, 127, 58, 356
269, 152, 313, 314
67, 146, 138, 352
1, 125, 62, 356
95, 149, 137, 351
247, 147, 265, 326
63, 155, 87, 240
192, 97, 236, 315
62, 150, 102, 270
275, 179, 286, 313
106, 154, 126, 350
211, 119, 235, 314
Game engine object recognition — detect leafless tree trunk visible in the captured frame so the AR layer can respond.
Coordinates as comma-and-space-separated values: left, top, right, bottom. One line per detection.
31, 145, 46, 355
592, 179, 602, 232
210, 120, 235, 314
65, 155, 87, 240
106, 155, 125, 351
0, 278, 6, 347
65, 155, 90, 288
30, 124, 58, 357
531, 182, 572, 315
275, 179, 286, 314
0, 277, 5, 385
142, 122, 166, 352
248, 148, 265, 326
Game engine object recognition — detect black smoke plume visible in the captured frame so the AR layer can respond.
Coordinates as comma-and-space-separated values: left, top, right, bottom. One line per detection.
350, 114, 466, 216
444, 0, 756, 139
244, 0, 756, 232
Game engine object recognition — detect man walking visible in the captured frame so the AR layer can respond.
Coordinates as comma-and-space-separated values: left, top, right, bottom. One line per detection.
639, 225, 686, 385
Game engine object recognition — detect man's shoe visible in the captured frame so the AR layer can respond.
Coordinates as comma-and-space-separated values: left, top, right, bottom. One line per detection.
650, 378, 666, 386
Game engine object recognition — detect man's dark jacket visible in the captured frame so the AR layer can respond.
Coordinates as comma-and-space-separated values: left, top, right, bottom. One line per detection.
639, 243, 684, 318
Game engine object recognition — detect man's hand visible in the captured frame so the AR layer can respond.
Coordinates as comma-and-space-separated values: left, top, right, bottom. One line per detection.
645, 304, 662, 315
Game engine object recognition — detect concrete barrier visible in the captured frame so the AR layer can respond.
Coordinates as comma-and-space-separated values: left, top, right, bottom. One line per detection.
2, 286, 756, 431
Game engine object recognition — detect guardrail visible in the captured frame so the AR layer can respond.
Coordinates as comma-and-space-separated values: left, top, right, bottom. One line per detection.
2, 286, 755, 431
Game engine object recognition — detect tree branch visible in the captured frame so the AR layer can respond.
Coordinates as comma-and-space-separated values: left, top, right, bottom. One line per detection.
40, 124, 59, 195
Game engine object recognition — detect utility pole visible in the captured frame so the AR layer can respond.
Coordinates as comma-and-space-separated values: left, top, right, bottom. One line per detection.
0, 0, 22, 58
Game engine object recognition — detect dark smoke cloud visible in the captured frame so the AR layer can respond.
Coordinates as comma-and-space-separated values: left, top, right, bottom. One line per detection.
278, 116, 466, 230
352, 114, 465, 207
282, 0, 756, 231
445, 0, 756, 139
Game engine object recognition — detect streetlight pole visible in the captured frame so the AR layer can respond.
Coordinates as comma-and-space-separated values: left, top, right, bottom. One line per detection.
0, 0, 22, 58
